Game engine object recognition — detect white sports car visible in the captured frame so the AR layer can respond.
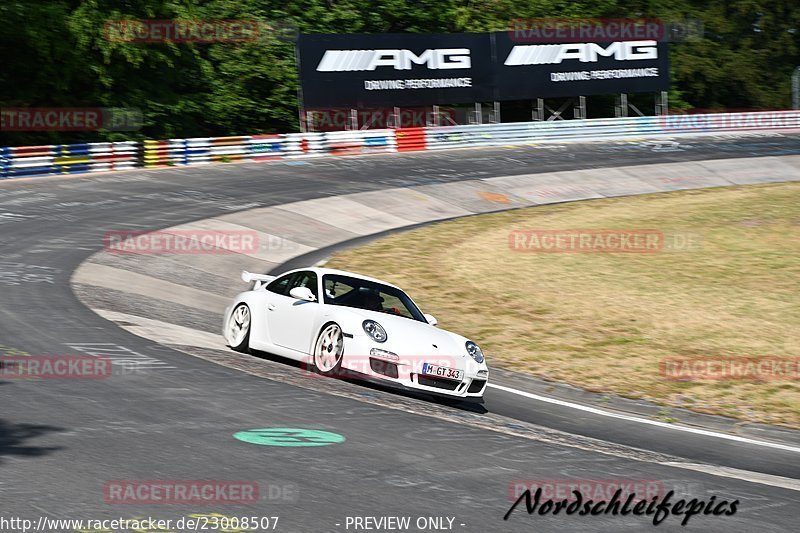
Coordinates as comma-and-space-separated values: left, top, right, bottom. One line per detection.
222, 267, 489, 399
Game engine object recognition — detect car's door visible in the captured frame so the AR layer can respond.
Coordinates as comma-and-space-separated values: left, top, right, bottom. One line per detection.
265, 270, 321, 355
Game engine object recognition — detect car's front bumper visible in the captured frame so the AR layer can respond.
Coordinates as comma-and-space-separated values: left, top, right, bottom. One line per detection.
340, 335, 488, 398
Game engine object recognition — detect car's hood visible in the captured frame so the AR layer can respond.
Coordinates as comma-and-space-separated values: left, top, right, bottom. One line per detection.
339, 307, 469, 357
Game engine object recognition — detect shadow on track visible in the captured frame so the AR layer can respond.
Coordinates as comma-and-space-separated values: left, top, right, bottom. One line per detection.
248, 349, 488, 414
0, 417, 64, 464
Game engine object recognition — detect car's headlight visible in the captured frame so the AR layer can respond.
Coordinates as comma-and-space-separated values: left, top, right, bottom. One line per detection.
466, 341, 484, 363
362, 320, 387, 343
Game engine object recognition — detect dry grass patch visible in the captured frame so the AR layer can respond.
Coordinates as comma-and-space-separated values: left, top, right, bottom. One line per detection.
327, 183, 800, 427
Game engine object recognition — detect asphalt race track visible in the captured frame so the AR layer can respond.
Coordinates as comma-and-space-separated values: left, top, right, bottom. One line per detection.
2, 134, 800, 532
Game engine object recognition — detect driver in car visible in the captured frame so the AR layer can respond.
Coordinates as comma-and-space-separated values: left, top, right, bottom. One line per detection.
363, 290, 404, 316
363, 290, 384, 312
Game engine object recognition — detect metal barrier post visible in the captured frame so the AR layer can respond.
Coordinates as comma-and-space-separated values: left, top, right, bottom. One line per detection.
656, 91, 669, 115
491, 101, 501, 123
793, 67, 800, 110
574, 96, 587, 120
616, 94, 628, 117
472, 102, 482, 125
533, 98, 544, 121
300, 108, 308, 132
348, 109, 358, 130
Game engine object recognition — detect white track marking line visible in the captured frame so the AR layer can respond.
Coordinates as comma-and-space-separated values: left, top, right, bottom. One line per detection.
488, 383, 800, 454
665, 463, 800, 492
88, 313, 800, 490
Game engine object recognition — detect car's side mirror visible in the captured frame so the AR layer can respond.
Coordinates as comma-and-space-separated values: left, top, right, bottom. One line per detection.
289, 287, 316, 302
424, 313, 438, 326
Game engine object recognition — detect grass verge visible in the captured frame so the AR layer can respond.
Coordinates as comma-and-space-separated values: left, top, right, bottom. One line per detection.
326, 183, 800, 427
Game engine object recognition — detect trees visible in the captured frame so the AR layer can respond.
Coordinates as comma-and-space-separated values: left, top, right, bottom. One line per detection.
1, 0, 797, 145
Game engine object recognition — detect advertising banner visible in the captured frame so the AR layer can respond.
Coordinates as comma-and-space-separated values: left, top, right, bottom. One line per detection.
298, 32, 670, 107
298, 33, 494, 107
493, 31, 669, 99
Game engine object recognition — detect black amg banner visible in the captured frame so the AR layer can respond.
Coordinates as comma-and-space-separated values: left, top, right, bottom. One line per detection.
297, 33, 670, 107
298, 33, 494, 107
493, 32, 669, 99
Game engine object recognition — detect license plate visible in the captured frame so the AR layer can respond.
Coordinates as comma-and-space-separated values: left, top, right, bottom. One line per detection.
421, 363, 463, 381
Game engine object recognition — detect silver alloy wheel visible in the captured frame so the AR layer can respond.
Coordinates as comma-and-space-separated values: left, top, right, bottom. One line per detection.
227, 304, 251, 350
314, 323, 344, 374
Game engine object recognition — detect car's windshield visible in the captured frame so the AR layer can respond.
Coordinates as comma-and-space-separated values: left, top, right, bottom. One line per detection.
322, 274, 426, 322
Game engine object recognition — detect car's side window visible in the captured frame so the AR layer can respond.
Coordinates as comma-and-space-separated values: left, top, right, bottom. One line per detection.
321, 274, 426, 322
288, 271, 319, 300
323, 277, 355, 303
266, 273, 294, 296
380, 293, 412, 319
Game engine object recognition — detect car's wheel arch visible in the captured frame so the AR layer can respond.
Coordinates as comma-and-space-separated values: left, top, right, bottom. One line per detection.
312, 320, 342, 353
233, 291, 272, 348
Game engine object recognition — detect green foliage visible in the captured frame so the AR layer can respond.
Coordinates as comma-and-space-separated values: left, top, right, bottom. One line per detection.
1, 0, 797, 145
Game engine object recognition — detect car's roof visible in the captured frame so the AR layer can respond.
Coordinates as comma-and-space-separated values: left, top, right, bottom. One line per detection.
283, 267, 402, 290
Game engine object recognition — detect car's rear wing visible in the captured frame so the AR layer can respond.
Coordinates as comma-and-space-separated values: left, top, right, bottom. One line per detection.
241, 270, 275, 289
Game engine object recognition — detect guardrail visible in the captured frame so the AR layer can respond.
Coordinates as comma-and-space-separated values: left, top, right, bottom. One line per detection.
139, 130, 394, 168
0, 142, 138, 178
423, 112, 800, 150
2, 111, 799, 179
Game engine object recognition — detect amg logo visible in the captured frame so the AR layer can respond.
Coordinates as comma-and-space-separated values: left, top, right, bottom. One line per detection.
316, 48, 471, 71
504, 40, 657, 65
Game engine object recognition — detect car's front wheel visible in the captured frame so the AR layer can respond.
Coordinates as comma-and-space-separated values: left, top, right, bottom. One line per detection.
226, 303, 251, 353
313, 323, 344, 376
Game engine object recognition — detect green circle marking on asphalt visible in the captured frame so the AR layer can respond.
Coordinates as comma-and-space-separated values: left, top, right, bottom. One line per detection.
233, 428, 345, 447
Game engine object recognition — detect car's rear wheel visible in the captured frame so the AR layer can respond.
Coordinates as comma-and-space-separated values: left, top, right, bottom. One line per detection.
226, 303, 251, 352
313, 323, 344, 376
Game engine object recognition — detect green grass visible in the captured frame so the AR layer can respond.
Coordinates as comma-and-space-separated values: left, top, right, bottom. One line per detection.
327, 183, 800, 427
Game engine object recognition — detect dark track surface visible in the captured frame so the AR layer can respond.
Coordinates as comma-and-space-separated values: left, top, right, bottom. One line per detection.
2, 134, 799, 532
